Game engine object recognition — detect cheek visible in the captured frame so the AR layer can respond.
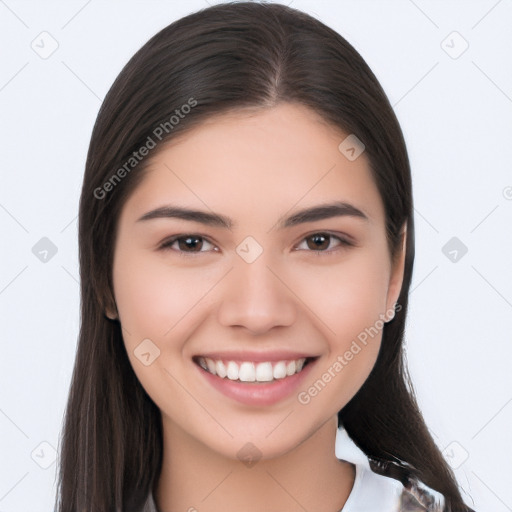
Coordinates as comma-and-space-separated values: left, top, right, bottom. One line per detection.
111, 251, 211, 409
114, 251, 197, 337
292, 250, 389, 403
293, 249, 390, 339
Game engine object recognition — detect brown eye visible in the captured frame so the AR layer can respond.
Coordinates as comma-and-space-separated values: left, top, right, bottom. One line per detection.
296, 232, 352, 253
306, 233, 330, 250
159, 235, 216, 254
177, 236, 204, 252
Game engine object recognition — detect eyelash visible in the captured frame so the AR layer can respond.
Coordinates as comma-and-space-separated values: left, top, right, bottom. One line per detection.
157, 232, 354, 257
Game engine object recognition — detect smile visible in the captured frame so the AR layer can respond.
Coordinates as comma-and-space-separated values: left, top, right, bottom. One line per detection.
195, 356, 312, 383
191, 351, 319, 406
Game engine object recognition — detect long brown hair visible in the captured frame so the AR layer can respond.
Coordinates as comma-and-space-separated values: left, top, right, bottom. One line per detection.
55, 2, 475, 511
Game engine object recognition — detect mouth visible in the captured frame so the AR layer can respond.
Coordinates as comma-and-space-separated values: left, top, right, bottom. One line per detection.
192, 355, 317, 384
190, 350, 320, 406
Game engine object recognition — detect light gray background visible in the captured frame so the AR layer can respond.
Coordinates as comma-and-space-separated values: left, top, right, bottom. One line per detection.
1, 1, 511, 511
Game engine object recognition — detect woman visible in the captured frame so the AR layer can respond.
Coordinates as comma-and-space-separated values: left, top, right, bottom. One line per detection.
55, 2, 476, 511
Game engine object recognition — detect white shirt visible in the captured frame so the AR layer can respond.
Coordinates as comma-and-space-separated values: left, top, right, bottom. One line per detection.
142, 425, 446, 511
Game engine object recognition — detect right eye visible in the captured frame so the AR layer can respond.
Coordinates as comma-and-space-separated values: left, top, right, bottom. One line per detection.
158, 234, 219, 255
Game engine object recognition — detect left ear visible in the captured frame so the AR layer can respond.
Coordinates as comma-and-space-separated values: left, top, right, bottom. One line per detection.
385, 222, 407, 320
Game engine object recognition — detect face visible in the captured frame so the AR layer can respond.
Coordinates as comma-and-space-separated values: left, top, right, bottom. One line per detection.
110, 102, 405, 460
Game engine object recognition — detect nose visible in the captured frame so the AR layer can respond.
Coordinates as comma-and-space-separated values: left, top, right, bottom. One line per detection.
217, 254, 297, 335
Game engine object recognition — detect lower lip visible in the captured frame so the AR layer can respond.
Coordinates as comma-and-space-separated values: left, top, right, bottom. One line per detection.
195, 360, 317, 406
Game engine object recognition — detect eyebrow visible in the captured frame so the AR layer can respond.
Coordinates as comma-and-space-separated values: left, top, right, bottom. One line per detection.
136, 201, 369, 229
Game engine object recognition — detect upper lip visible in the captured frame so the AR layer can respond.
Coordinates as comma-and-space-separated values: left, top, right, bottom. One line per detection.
194, 350, 317, 363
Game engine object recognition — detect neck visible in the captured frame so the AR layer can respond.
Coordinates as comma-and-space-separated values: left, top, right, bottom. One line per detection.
154, 416, 355, 512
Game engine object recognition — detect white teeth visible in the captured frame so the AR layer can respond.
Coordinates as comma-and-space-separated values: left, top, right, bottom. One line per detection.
226, 361, 239, 380
273, 361, 287, 379
206, 358, 217, 375
255, 362, 273, 382
216, 360, 227, 378
239, 362, 256, 382
199, 356, 309, 382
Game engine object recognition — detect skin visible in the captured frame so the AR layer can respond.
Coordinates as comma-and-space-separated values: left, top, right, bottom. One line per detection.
109, 102, 406, 512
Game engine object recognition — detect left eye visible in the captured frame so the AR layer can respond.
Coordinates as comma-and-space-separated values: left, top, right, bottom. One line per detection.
159, 232, 351, 255
295, 232, 351, 253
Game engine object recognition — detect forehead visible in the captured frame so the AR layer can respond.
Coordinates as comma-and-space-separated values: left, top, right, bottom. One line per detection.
120, 102, 385, 227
